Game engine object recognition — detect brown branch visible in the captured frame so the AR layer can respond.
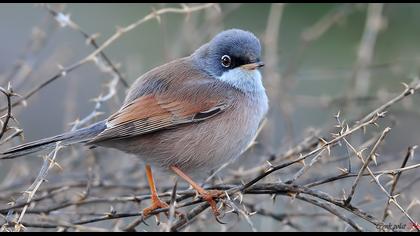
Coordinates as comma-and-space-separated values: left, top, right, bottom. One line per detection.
238, 112, 382, 192
0, 3, 217, 113
3, 143, 63, 232
350, 3, 384, 97
2, 4, 420, 232
381, 145, 418, 222
0, 85, 13, 140
43, 4, 129, 88
340, 129, 419, 231
358, 79, 420, 125
345, 127, 391, 205
1, 6, 60, 89
295, 195, 363, 232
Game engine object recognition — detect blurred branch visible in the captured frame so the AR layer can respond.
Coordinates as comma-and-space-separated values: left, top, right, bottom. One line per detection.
295, 195, 362, 232
350, 3, 384, 97
0, 6, 61, 89
2, 53, 419, 233
1, 3, 420, 232
262, 3, 292, 146
283, 3, 356, 84
0, 3, 217, 113
5, 154, 420, 232
43, 4, 129, 88
227, 75, 420, 178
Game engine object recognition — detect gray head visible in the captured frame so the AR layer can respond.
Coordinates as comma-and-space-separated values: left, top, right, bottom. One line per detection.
193, 29, 264, 78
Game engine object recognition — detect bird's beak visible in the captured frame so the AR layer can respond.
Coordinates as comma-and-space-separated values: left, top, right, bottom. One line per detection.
241, 61, 265, 70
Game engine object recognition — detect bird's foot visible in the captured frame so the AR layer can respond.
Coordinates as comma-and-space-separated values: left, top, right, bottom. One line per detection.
142, 196, 170, 219
142, 195, 185, 222
198, 189, 225, 220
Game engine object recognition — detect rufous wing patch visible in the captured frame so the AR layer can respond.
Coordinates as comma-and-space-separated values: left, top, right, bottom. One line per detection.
89, 94, 227, 143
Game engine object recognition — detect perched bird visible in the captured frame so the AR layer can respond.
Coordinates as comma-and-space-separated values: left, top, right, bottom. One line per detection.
1, 29, 268, 218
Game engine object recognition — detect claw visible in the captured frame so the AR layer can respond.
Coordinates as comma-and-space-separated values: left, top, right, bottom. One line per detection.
142, 218, 150, 226
142, 196, 170, 219
170, 166, 227, 222
200, 190, 224, 217
214, 206, 231, 225
227, 209, 240, 217
215, 214, 227, 225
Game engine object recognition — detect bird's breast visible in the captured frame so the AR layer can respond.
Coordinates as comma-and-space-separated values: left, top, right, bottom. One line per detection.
104, 87, 268, 178
152, 90, 268, 176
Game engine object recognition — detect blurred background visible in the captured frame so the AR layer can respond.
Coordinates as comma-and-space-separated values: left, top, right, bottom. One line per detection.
0, 3, 419, 232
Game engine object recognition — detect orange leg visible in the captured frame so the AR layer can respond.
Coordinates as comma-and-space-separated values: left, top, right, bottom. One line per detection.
171, 166, 224, 216
142, 164, 169, 218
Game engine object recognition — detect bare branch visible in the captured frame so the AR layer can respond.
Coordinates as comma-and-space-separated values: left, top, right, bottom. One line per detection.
345, 127, 391, 205
0, 3, 217, 112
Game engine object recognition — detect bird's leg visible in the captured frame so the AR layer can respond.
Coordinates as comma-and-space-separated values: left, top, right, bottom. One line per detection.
142, 164, 169, 219
171, 166, 224, 217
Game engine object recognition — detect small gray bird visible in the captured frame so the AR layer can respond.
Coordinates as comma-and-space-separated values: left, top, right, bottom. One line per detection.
1, 29, 268, 217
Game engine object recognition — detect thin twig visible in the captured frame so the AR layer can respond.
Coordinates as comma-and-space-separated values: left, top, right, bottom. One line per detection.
43, 4, 129, 88
381, 145, 418, 222
345, 127, 391, 205
296, 195, 363, 232
4, 142, 63, 232
0, 84, 14, 140
351, 3, 384, 97
0, 3, 216, 112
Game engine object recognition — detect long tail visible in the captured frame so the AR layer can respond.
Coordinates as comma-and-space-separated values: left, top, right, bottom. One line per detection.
0, 121, 107, 160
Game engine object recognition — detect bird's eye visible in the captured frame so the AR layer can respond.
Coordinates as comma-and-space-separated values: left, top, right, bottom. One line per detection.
221, 55, 231, 68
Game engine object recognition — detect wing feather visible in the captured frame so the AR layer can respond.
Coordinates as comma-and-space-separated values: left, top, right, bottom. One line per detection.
89, 58, 232, 143
90, 97, 227, 143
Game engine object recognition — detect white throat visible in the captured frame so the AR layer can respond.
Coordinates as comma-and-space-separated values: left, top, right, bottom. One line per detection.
217, 68, 265, 93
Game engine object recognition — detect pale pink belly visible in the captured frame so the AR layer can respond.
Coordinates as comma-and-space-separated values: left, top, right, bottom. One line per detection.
99, 100, 265, 178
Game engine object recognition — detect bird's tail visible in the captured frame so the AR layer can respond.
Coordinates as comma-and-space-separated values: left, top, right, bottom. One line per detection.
0, 121, 107, 160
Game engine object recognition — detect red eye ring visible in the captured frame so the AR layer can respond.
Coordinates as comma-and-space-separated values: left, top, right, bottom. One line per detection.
221, 55, 231, 68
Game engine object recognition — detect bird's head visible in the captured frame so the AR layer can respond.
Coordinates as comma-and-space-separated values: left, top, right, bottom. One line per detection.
193, 29, 264, 93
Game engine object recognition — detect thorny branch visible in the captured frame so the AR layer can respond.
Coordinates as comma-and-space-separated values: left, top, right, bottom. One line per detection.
345, 127, 391, 205
3, 76, 419, 230
0, 84, 22, 144
3, 142, 64, 232
43, 4, 129, 88
382, 145, 418, 222
0, 3, 217, 113
1, 3, 420, 232
0, 3, 218, 232
0, 85, 14, 140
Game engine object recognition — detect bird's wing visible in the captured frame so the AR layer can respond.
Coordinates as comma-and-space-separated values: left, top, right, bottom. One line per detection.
89, 58, 232, 143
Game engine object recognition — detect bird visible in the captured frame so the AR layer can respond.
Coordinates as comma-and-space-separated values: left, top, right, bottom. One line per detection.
1, 28, 269, 219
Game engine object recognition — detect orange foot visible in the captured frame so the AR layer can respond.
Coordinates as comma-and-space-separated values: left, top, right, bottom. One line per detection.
142, 195, 185, 222
170, 166, 226, 221
198, 189, 225, 217
142, 196, 170, 218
